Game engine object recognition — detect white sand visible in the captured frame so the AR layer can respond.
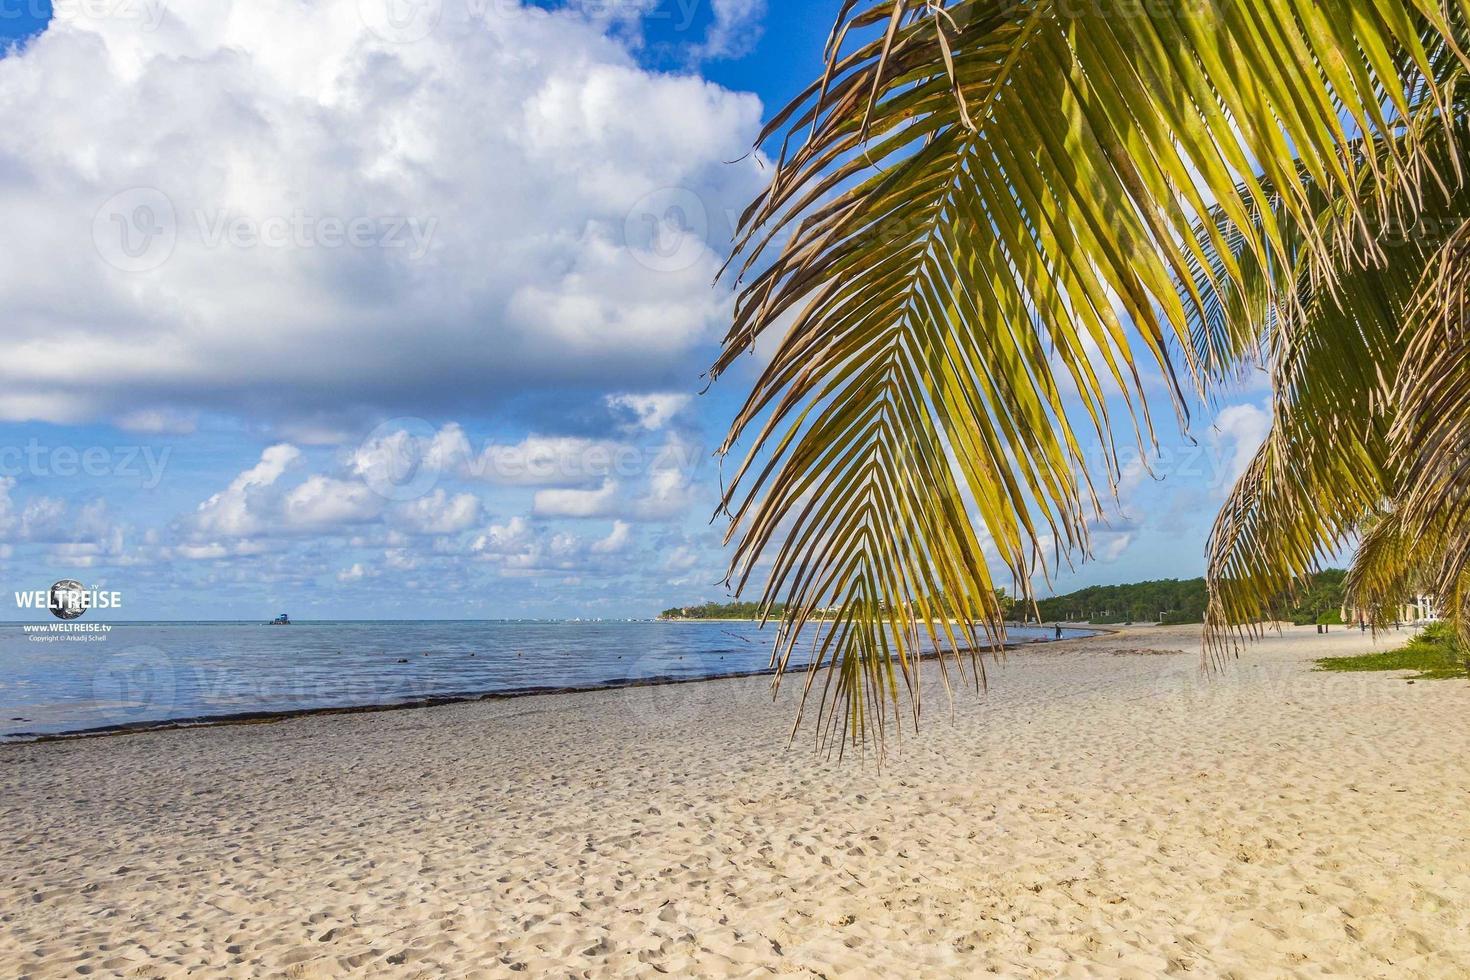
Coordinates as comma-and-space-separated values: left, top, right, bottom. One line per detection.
3, 625, 1469, 977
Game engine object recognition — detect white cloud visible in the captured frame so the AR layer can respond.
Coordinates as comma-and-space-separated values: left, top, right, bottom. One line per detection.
1211, 403, 1271, 491
630, 434, 698, 519
384, 548, 419, 571
176, 543, 230, 561
348, 423, 647, 490
1097, 532, 1135, 563
395, 489, 482, 535
467, 436, 632, 487
336, 562, 376, 583
591, 519, 633, 554
0, 2, 765, 427
471, 516, 535, 558
190, 443, 302, 538
534, 479, 622, 518
663, 543, 701, 571
696, 0, 767, 60
0, 485, 132, 565
530, 433, 696, 521
607, 392, 692, 431
17, 496, 120, 546
282, 475, 384, 529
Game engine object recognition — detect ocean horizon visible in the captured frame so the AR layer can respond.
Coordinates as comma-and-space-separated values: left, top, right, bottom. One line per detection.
0, 620, 1086, 741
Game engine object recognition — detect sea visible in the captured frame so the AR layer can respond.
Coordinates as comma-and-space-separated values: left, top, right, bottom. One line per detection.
0, 620, 1083, 740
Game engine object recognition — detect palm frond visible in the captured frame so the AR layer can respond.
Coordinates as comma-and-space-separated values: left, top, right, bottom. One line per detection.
714, 0, 1457, 753
1201, 128, 1470, 652
1381, 217, 1470, 630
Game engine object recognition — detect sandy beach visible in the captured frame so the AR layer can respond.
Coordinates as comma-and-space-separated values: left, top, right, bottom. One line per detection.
3, 625, 1469, 977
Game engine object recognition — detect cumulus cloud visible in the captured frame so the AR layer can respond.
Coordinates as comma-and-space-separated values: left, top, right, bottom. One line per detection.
394, 488, 483, 535
282, 475, 384, 529
696, 0, 767, 59
467, 436, 635, 488
1211, 403, 1271, 491
349, 422, 651, 490
0, 1, 765, 428
471, 516, 536, 558
468, 514, 583, 574
0, 481, 131, 566
607, 392, 692, 431
534, 479, 622, 518
12, 495, 119, 546
591, 519, 633, 554
336, 562, 376, 583
187, 441, 489, 548
191, 444, 302, 538
529, 433, 700, 520
1096, 531, 1135, 563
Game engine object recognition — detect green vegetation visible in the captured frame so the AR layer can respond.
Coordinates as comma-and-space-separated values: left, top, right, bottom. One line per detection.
1024, 571, 1346, 625
1279, 570, 1349, 627
1030, 579, 1208, 625
670, 573, 1347, 626
660, 601, 784, 621
1316, 623, 1470, 680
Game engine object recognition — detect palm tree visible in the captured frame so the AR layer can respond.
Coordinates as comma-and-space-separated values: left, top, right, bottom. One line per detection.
710, 0, 1469, 752
1199, 117, 1470, 649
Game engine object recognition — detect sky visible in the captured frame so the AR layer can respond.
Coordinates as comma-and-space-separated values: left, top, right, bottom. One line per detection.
0, 0, 1273, 620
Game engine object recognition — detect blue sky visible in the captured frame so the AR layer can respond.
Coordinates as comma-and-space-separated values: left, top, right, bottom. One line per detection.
0, 0, 1271, 620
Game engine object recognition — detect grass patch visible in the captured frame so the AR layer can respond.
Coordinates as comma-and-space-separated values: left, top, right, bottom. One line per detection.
1316, 623, 1470, 680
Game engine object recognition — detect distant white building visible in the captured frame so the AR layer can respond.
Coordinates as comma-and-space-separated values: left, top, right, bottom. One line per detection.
1399, 594, 1441, 624
1343, 593, 1441, 625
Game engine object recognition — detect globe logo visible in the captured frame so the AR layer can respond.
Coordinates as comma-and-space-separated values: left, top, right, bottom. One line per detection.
49, 580, 89, 621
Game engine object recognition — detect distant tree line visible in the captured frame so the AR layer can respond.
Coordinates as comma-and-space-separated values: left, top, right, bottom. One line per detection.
664, 572, 1349, 626
660, 601, 785, 621
1016, 570, 1348, 626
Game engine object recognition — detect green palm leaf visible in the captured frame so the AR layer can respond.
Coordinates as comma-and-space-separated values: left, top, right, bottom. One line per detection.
715, 0, 1460, 752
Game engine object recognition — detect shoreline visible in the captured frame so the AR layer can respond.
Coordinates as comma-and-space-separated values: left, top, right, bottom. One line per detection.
3, 630, 1102, 746
7, 624, 1467, 976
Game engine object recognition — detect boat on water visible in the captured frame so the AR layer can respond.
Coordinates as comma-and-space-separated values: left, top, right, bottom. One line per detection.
267, 613, 291, 626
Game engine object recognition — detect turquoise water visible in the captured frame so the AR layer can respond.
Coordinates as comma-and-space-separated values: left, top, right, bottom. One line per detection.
0, 620, 1081, 739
